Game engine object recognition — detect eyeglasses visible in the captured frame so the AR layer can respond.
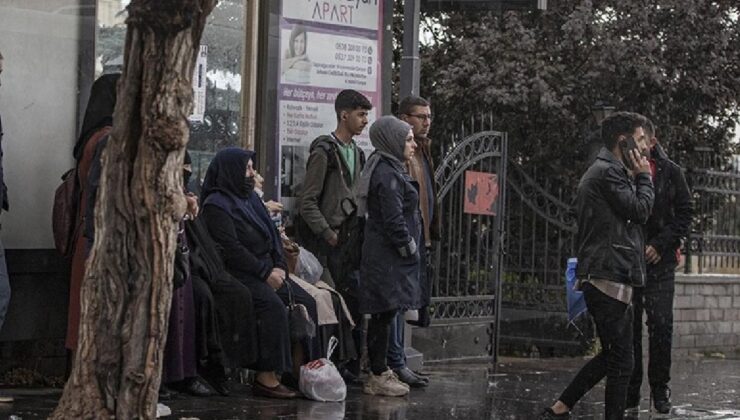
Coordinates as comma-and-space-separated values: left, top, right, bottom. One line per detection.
407, 113, 433, 122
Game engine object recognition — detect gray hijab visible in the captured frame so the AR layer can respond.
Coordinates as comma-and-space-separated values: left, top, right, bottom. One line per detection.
355, 116, 412, 216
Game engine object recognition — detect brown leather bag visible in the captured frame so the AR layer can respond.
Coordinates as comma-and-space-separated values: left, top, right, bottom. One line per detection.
282, 237, 300, 275
52, 168, 78, 257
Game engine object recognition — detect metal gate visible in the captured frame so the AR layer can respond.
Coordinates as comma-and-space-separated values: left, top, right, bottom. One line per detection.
412, 130, 508, 362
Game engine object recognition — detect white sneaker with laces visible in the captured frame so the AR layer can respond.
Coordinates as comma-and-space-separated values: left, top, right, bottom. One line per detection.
363, 369, 410, 397
390, 370, 411, 391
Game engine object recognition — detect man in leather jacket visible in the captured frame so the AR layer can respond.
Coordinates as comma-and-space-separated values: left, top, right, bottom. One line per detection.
541, 112, 654, 420
626, 119, 691, 414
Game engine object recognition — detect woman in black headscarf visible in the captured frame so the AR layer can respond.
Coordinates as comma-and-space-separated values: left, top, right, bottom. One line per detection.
355, 116, 421, 397
201, 147, 318, 399
66, 73, 119, 352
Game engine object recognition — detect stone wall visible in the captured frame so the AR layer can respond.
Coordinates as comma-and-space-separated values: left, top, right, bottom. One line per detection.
671, 274, 740, 357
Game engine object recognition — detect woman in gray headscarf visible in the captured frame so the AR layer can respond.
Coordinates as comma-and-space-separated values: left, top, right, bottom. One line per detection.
355, 115, 420, 397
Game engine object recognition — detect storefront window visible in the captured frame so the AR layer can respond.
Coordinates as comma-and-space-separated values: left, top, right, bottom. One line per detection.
96, 0, 246, 185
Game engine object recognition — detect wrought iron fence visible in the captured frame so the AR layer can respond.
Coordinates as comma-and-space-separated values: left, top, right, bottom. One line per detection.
684, 153, 740, 274
427, 114, 592, 357
418, 128, 508, 362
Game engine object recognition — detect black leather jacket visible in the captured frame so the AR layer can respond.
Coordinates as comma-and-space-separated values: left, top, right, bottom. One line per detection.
645, 143, 691, 270
575, 148, 655, 287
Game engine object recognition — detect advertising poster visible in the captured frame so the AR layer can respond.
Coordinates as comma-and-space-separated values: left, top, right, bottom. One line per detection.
278, 0, 383, 201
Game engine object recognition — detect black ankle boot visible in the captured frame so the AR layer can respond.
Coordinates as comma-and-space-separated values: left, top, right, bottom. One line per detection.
652, 385, 671, 414
538, 407, 570, 419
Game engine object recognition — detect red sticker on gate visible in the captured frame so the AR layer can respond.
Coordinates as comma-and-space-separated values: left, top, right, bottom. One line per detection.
464, 171, 498, 216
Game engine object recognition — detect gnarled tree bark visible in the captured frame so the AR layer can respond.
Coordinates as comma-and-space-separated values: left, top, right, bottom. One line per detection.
50, 1, 217, 418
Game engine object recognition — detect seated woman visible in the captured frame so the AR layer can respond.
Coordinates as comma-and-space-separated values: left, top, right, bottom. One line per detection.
355, 116, 422, 397
181, 155, 258, 396
200, 147, 318, 399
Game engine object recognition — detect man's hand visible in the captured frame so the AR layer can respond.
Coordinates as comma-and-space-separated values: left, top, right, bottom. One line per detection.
630, 149, 651, 175
646, 245, 661, 265
327, 231, 338, 247
266, 268, 286, 290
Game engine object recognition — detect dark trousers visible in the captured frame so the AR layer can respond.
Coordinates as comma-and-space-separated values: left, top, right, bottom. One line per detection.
387, 311, 406, 369
367, 310, 396, 376
628, 266, 674, 400
560, 283, 634, 420
324, 246, 363, 373
240, 277, 292, 373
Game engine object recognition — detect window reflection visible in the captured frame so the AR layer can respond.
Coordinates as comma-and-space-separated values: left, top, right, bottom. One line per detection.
95, 0, 246, 187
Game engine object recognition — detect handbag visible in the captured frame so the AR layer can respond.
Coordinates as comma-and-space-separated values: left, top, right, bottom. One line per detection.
286, 280, 316, 341
282, 237, 300, 275
52, 168, 79, 257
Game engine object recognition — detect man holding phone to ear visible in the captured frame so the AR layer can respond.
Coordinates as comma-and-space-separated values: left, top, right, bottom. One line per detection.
541, 112, 654, 420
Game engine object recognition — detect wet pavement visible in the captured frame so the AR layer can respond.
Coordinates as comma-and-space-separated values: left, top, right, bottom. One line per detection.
0, 356, 738, 419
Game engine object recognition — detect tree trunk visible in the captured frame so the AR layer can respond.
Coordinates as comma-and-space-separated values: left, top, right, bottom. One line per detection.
51, 1, 217, 418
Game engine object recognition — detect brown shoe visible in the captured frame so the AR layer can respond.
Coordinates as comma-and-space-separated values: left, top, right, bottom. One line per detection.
252, 381, 300, 399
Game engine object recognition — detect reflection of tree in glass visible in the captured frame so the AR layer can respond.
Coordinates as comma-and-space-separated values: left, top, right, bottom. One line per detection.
97, 26, 126, 70
190, 0, 245, 148
95, 1, 246, 149
201, 0, 244, 77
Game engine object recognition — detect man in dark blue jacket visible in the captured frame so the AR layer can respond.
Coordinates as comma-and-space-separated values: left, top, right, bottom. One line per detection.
626, 119, 691, 414
541, 112, 654, 420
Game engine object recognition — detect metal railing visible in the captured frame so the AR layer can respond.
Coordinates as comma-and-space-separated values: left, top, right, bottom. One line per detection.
684, 154, 740, 274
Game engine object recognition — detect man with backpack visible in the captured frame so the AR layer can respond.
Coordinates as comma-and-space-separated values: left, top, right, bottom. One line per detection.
297, 89, 372, 383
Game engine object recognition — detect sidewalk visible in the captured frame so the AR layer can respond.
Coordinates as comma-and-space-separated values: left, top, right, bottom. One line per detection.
0, 356, 737, 419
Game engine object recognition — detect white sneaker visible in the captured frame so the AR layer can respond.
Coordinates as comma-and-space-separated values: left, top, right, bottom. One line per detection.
156, 402, 172, 418
363, 369, 410, 397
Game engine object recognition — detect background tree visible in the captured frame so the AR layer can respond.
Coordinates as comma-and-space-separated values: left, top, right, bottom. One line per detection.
395, 0, 740, 187
51, 0, 216, 418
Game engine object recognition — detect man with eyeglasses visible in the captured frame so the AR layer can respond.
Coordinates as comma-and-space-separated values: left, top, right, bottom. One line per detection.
386, 96, 440, 387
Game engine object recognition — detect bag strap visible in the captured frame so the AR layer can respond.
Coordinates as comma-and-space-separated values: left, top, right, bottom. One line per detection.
326, 336, 339, 360
285, 278, 296, 306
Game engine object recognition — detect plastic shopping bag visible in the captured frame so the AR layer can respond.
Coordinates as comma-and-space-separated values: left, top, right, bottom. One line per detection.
296, 246, 323, 284
566, 257, 587, 323
299, 337, 346, 402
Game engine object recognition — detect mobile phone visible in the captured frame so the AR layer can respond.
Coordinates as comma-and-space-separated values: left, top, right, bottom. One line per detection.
619, 136, 639, 170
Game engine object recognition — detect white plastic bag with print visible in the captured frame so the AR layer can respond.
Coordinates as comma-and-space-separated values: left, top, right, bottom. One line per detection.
299, 337, 346, 402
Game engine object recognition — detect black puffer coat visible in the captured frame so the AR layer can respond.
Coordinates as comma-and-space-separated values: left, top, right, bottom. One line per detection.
359, 157, 421, 314
645, 143, 691, 269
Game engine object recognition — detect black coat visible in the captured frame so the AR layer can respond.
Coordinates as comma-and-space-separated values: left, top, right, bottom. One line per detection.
575, 148, 654, 287
359, 157, 421, 314
202, 205, 287, 284
185, 217, 258, 368
0, 115, 8, 212
645, 144, 691, 270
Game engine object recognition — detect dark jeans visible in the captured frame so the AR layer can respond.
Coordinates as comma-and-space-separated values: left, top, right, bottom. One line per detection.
387, 311, 406, 369
628, 266, 674, 400
367, 310, 396, 376
560, 282, 634, 420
